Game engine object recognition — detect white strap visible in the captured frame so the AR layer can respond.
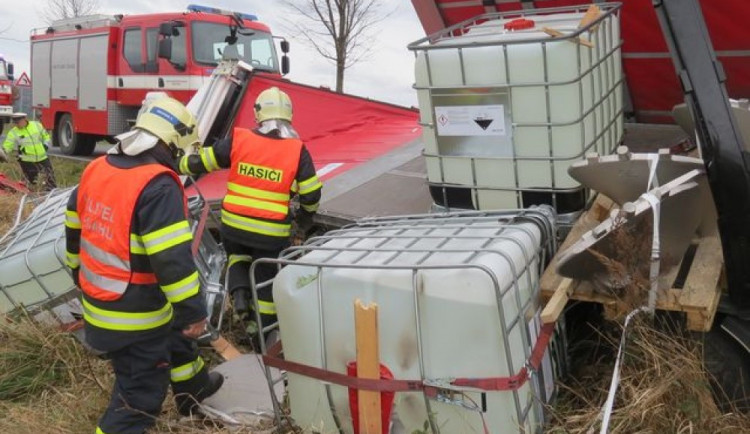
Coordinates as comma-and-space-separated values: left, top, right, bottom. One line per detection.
642, 192, 662, 313
646, 153, 660, 192
598, 307, 649, 434
598, 191, 663, 433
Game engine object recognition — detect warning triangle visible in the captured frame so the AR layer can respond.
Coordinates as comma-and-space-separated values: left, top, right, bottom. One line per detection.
474, 118, 493, 130
15, 72, 31, 87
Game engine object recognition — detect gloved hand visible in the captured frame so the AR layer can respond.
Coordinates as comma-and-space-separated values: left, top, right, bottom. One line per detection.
183, 318, 207, 339
296, 210, 314, 234
43, 141, 50, 151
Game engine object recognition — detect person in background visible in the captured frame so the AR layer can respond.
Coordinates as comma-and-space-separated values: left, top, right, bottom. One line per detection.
64, 97, 223, 434
1, 112, 57, 190
178, 86, 321, 345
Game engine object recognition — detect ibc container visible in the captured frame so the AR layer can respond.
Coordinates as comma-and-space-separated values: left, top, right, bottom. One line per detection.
0, 189, 75, 312
264, 209, 559, 433
409, 3, 624, 215
0, 189, 226, 327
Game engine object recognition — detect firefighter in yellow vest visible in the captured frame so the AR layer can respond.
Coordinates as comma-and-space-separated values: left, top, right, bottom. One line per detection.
2, 112, 57, 190
179, 86, 321, 343
64, 97, 223, 434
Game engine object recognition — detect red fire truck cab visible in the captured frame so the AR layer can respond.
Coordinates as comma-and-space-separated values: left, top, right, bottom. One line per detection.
0, 54, 14, 127
30, 4, 288, 155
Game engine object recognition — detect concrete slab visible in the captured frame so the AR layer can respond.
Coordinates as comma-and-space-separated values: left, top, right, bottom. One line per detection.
201, 353, 284, 428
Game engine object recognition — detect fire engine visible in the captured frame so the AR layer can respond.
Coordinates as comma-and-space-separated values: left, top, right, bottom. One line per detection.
0, 54, 14, 127
30, 4, 289, 155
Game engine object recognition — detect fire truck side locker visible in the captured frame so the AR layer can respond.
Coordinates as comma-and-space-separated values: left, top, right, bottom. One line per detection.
32, 17, 116, 156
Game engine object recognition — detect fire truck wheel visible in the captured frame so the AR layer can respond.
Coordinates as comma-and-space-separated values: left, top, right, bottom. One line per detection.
55, 113, 95, 155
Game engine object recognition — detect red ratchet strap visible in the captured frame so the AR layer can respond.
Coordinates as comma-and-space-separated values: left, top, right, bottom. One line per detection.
262, 322, 556, 393
263, 341, 424, 392
191, 202, 211, 256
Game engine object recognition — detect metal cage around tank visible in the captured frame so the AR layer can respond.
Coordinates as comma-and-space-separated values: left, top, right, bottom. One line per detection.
408, 3, 624, 218
252, 208, 566, 433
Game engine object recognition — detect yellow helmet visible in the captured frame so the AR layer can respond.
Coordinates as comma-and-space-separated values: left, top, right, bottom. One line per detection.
135, 96, 199, 152
254, 87, 293, 123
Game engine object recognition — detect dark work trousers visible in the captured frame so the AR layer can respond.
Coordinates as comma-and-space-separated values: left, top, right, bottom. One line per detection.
224, 239, 283, 330
97, 330, 209, 434
19, 159, 57, 190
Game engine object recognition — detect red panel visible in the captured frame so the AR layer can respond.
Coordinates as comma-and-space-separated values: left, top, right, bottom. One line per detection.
623, 59, 683, 113
188, 74, 422, 202
428, 1, 750, 123
619, 0, 669, 52
411, 0, 445, 35
719, 57, 750, 99
41, 100, 108, 135
532, 0, 591, 8
700, 1, 750, 50
441, 6, 487, 24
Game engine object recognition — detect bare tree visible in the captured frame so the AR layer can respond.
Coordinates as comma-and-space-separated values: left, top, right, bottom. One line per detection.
41, 0, 100, 23
283, 0, 390, 93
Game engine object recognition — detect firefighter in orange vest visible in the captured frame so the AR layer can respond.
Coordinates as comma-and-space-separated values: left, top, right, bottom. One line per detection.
178, 86, 321, 343
64, 97, 223, 434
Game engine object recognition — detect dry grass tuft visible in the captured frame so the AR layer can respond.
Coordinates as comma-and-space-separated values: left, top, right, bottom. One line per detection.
0, 314, 279, 433
0, 193, 26, 235
547, 315, 750, 433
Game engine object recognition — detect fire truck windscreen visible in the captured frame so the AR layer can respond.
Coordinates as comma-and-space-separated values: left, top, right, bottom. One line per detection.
191, 21, 278, 71
0, 61, 7, 80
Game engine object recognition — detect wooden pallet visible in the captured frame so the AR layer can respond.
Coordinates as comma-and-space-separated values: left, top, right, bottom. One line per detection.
540, 194, 724, 332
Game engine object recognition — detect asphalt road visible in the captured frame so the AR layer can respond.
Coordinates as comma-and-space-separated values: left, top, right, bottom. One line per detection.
46, 143, 111, 162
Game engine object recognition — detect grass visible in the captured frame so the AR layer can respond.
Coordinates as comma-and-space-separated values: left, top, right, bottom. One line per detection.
0, 314, 271, 434
0, 156, 87, 190
546, 312, 750, 433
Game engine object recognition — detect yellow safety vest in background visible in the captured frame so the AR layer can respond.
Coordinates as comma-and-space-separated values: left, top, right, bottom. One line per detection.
2, 121, 51, 163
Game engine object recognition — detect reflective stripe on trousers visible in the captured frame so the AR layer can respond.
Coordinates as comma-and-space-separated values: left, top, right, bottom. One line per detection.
171, 357, 205, 382
81, 297, 173, 332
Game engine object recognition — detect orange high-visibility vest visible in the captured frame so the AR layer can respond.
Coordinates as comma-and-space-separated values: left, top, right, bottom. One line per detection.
223, 128, 302, 222
77, 157, 181, 301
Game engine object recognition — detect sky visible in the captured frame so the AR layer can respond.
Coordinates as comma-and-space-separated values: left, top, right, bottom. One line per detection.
0, 0, 427, 107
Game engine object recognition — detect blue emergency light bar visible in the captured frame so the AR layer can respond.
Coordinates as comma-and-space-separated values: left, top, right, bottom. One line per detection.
187, 4, 257, 21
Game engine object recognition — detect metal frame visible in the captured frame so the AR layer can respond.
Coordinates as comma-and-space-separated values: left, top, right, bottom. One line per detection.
409, 3, 624, 214
0, 188, 73, 311
252, 208, 561, 433
0, 187, 228, 333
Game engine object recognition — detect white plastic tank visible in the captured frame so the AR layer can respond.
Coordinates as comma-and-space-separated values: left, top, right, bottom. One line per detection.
271, 209, 558, 433
0, 189, 75, 312
0, 189, 226, 328
411, 4, 624, 213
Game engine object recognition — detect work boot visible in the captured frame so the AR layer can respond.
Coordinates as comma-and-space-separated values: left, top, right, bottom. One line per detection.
231, 288, 251, 317
176, 372, 225, 416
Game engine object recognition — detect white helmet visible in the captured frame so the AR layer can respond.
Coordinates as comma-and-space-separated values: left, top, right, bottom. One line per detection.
254, 87, 293, 123
113, 97, 200, 156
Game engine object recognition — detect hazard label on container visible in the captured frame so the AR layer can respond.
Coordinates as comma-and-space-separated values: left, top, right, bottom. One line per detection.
434, 105, 506, 136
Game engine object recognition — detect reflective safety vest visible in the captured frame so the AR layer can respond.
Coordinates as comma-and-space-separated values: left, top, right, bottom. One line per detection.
222, 128, 301, 237
77, 157, 181, 301
2, 121, 50, 162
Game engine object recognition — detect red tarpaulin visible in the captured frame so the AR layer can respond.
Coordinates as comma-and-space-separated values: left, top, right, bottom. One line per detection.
188, 74, 421, 202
